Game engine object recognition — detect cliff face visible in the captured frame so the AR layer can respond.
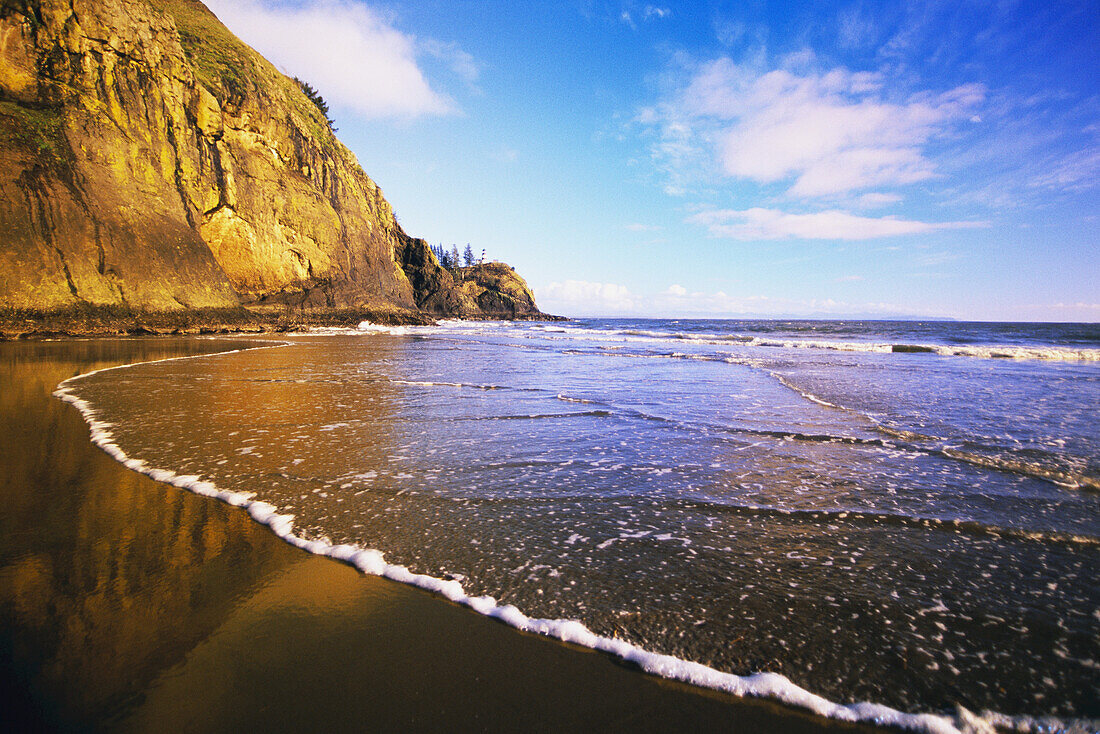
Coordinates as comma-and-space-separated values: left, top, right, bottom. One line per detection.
0, 0, 545, 318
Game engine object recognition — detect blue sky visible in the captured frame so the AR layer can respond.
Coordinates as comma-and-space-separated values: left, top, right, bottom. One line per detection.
205, 0, 1098, 321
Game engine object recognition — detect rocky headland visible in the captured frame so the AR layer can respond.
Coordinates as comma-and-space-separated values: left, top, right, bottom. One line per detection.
0, 0, 554, 338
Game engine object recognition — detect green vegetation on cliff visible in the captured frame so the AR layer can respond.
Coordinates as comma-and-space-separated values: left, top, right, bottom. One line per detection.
0, 100, 65, 169
150, 0, 252, 97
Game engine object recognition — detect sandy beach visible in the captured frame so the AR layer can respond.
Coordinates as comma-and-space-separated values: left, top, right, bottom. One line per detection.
0, 337, 885, 733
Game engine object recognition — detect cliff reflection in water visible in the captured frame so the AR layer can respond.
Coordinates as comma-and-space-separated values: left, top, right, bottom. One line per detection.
0, 339, 299, 728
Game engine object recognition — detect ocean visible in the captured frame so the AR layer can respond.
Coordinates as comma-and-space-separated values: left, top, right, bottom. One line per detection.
57, 319, 1100, 731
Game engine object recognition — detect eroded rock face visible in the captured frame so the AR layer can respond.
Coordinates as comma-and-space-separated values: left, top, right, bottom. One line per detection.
0, 0, 244, 309
0, 0, 543, 318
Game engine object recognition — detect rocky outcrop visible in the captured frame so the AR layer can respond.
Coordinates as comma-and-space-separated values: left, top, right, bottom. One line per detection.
438, 262, 541, 318
0, 0, 548, 320
394, 233, 541, 318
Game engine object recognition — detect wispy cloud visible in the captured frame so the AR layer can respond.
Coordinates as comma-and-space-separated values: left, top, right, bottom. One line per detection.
420, 38, 482, 90
1027, 146, 1100, 192
688, 207, 987, 240
621, 4, 671, 29
625, 223, 663, 232
205, 0, 459, 119
837, 4, 879, 50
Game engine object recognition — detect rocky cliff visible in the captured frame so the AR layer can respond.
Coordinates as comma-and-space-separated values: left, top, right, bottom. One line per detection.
0, 0, 546, 321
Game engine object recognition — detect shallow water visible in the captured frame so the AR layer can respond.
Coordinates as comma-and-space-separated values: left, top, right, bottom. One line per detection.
65, 320, 1100, 725
2, 338, 866, 733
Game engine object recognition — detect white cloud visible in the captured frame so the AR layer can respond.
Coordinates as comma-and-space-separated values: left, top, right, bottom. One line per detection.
643, 58, 984, 197
204, 0, 456, 119
536, 280, 639, 315
688, 207, 987, 240
644, 6, 671, 20
698, 61, 981, 195
625, 223, 662, 232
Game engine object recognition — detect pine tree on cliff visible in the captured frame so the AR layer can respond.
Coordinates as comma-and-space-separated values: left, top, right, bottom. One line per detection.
463, 244, 475, 266
294, 77, 335, 129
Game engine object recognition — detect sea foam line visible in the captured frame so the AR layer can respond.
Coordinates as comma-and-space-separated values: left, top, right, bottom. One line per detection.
55, 340, 981, 734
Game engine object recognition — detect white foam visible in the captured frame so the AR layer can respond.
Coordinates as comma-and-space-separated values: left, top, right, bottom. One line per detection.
356, 322, 413, 336
930, 344, 1100, 361
55, 341, 1019, 734
354, 318, 517, 337
556, 394, 597, 405
290, 322, 445, 337
771, 374, 841, 409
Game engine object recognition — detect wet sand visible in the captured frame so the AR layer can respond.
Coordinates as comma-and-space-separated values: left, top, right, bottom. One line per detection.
0, 337, 884, 732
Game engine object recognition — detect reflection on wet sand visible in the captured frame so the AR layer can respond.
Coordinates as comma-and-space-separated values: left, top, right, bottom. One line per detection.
0, 339, 297, 729
0, 338, 879, 732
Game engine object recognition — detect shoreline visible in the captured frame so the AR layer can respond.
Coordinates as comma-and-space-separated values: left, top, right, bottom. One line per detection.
0, 336, 885, 733
0, 305, 567, 341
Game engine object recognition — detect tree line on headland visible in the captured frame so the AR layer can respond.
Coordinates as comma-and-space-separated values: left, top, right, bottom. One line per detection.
431, 244, 484, 270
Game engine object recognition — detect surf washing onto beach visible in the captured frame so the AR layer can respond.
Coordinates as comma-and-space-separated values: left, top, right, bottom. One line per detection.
56, 319, 1100, 733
